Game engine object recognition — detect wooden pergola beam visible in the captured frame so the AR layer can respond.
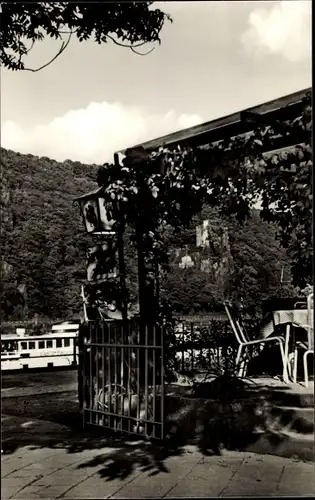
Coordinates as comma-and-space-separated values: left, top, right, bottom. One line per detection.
117, 87, 310, 155
263, 143, 305, 159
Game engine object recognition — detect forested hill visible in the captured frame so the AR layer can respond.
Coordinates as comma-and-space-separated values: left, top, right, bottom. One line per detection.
1, 147, 99, 321
0, 147, 293, 323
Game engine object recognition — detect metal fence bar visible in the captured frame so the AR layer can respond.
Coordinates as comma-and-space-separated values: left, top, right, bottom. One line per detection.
95, 333, 99, 425
81, 326, 86, 429
127, 321, 131, 433
89, 325, 92, 425
120, 324, 125, 429
152, 325, 156, 439
160, 325, 164, 440
144, 325, 148, 437
114, 325, 117, 429
136, 325, 140, 433
101, 321, 105, 423
108, 323, 112, 429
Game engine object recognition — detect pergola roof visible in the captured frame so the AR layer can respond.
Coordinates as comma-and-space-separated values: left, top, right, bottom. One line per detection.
117, 87, 310, 155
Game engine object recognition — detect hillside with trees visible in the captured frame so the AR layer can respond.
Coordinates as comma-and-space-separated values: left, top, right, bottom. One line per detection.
0, 147, 293, 323
0, 148, 98, 321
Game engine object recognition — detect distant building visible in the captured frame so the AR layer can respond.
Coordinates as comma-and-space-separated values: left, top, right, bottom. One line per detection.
196, 220, 210, 248
179, 254, 195, 269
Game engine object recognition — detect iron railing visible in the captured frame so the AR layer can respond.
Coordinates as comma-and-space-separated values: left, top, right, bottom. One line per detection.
79, 320, 164, 439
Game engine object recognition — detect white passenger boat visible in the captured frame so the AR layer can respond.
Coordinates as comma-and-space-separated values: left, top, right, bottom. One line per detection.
1, 324, 79, 371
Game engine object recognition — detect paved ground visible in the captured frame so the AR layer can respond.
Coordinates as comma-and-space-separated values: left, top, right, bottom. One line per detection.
2, 414, 315, 499
2, 371, 314, 498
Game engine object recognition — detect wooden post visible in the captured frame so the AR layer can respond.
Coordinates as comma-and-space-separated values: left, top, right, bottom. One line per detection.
113, 154, 128, 325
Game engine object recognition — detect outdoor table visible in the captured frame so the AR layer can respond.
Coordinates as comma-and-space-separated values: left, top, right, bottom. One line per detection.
260, 309, 313, 381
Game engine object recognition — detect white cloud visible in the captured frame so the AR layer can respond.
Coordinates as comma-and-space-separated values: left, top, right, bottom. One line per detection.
1, 102, 203, 164
241, 1, 311, 62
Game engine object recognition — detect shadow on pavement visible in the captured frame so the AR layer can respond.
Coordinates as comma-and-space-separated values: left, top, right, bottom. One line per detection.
2, 375, 313, 481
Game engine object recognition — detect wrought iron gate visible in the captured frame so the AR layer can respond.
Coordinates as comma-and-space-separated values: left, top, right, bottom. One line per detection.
78, 320, 165, 439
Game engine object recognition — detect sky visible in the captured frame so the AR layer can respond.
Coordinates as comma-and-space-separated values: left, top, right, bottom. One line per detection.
1, 1, 311, 165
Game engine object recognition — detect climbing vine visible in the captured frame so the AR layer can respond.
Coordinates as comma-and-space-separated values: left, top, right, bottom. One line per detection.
91, 92, 312, 315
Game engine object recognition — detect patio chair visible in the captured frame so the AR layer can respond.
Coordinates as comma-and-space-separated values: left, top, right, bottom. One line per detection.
292, 292, 314, 387
224, 301, 289, 382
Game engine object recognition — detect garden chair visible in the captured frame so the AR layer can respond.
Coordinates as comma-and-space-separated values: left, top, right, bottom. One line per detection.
292, 292, 314, 387
224, 301, 289, 382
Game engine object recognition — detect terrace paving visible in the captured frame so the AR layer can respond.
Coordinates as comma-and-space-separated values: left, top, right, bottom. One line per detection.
2, 413, 314, 499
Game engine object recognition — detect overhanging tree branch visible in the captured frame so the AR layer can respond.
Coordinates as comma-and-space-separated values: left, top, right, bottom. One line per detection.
23, 31, 73, 72
105, 34, 149, 49
1, 2, 171, 71
130, 46, 155, 56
